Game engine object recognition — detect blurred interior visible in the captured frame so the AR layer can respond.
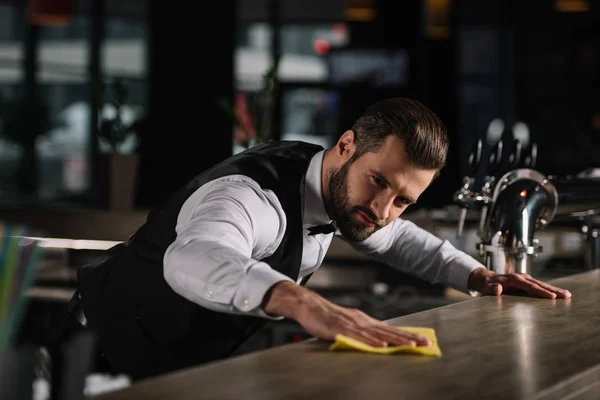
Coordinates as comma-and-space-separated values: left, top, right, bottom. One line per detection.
1, 0, 600, 396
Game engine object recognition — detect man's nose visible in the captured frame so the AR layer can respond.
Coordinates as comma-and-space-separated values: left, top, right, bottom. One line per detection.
369, 196, 393, 222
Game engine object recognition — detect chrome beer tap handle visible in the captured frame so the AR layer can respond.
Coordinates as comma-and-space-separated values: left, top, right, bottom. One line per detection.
507, 138, 522, 171
478, 139, 503, 236
453, 138, 482, 237
522, 142, 538, 169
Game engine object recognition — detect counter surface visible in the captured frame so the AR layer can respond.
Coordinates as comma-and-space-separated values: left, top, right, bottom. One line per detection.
90, 270, 600, 400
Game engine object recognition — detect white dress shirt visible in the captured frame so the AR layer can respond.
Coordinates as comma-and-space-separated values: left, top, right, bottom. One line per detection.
163, 150, 485, 319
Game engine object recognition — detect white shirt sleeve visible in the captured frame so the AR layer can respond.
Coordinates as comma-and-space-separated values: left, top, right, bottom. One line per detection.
343, 217, 486, 293
163, 174, 294, 319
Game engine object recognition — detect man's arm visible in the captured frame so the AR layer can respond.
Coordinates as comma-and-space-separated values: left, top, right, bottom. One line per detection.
163, 176, 294, 319
262, 280, 431, 347
164, 176, 432, 346
344, 217, 483, 293
344, 217, 571, 299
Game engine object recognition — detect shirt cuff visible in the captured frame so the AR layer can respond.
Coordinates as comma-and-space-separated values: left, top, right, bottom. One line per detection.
446, 252, 487, 294
233, 261, 295, 319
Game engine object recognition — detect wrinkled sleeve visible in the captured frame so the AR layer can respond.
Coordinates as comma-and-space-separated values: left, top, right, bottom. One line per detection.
342, 218, 485, 293
163, 176, 294, 319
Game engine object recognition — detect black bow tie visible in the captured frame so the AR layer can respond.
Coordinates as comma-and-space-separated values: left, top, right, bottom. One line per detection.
307, 222, 337, 236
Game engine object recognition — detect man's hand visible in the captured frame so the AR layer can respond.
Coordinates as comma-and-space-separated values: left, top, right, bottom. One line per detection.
468, 267, 572, 299
263, 281, 432, 348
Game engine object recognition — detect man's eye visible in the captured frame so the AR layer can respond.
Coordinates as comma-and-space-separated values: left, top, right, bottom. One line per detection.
372, 176, 386, 188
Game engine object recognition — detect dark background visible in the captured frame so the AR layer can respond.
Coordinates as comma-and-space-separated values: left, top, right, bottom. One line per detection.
0, 0, 598, 214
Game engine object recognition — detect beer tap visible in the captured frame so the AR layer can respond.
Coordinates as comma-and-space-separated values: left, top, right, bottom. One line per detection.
507, 138, 522, 171
457, 119, 600, 274
477, 139, 503, 236
453, 138, 482, 237
522, 142, 538, 169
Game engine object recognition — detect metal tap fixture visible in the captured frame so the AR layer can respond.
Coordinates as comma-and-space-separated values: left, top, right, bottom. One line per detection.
477, 138, 504, 237
582, 222, 600, 272
454, 131, 600, 275
453, 138, 482, 237
479, 168, 557, 274
453, 136, 523, 238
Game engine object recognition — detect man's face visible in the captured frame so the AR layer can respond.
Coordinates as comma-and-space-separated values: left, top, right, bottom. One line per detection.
328, 135, 437, 241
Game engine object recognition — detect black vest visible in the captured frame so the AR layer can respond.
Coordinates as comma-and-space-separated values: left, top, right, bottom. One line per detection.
77, 141, 323, 378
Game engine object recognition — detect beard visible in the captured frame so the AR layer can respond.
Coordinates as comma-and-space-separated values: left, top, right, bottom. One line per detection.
327, 160, 383, 242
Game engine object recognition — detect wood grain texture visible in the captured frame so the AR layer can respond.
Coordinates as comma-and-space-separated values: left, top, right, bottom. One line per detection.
90, 270, 600, 400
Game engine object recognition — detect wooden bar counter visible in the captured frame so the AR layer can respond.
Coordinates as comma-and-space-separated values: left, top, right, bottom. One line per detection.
90, 270, 600, 400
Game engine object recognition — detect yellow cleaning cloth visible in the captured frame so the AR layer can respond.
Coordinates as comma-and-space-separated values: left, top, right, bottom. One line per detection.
329, 326, 441, 357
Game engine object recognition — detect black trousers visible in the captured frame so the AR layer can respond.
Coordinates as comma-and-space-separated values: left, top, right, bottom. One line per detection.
54, 292, 190, 381
57, 291, 88, 342
57, 292, 180, 382
65, 292, 267, 381
49, 291, 111, 400
89, 313, 262, 381
96, 316, 217, 381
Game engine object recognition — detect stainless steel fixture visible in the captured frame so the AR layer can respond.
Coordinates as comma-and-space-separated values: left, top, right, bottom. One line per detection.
454, 137, 600, 275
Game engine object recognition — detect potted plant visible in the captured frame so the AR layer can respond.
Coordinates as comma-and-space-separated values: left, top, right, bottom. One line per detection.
97, 79, 143, 211
219, 55, 281, 151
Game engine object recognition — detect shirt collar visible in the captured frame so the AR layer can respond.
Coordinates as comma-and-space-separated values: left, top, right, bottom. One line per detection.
303, 149, 333, 227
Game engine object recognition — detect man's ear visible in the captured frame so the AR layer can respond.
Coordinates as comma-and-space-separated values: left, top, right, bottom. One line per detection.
336, 130, 356, 157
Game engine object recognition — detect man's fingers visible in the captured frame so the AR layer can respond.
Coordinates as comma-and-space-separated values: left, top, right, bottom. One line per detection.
521, 275, 572, 298
371, 324, 431, 347
514, 277, 556, 299
495, 283, 503, 295
344, 324, 431, 348
481, 282, 502, 296
344, 328, 388, 347
327, 309, 433, 348
475, 272, 571, 299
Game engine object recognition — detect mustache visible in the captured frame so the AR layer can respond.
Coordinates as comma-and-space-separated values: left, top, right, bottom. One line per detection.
353, 207, 381, 227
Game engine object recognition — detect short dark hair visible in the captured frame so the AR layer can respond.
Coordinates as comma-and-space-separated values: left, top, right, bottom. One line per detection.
350, 97, 448, 171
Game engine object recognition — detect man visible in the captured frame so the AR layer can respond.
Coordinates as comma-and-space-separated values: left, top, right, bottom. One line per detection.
75, 97, 570, 381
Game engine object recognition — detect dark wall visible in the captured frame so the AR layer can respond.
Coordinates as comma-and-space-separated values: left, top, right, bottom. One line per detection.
451, 0, 600, 179
334, 0, 458, 209
135, 0, 236, 208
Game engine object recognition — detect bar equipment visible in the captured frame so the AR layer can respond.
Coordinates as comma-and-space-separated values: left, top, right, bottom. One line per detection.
454, 134, 600, 275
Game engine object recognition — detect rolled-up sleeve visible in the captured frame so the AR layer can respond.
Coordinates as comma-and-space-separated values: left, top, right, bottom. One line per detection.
344, 218, 485, 293
163, 175, 294, 319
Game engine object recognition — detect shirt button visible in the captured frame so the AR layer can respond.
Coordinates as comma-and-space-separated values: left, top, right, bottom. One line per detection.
206, 290, 213, 298
243, 299, 249, 309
